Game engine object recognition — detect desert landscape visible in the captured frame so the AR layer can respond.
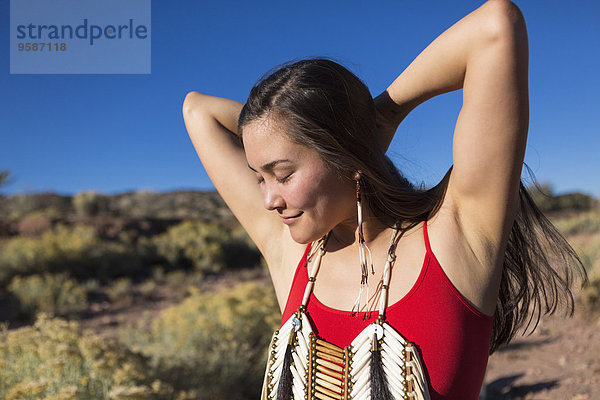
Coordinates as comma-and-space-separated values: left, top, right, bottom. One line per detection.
0, 186, 598, 399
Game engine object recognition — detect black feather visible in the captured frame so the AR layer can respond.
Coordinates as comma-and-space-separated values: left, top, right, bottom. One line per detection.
370, 346, 394, 400
275, 330, 296, 400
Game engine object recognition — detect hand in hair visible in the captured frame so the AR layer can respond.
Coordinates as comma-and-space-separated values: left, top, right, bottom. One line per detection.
372, 90, 409, 152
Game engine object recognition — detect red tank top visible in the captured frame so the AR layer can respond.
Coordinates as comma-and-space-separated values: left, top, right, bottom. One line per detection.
281, 220, 494, 400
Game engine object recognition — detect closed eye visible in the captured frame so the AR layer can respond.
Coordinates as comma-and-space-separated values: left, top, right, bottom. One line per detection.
277, 173, 292, 183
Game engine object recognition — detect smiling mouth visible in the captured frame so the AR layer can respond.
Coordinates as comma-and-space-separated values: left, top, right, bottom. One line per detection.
281, 212, 303, 224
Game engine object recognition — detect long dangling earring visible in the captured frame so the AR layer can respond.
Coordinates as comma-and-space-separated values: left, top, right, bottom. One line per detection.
351, 178, 375, 318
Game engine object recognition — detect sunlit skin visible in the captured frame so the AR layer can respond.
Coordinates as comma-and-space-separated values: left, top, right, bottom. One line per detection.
242, 117, 362, 246
184, 0, 530, 316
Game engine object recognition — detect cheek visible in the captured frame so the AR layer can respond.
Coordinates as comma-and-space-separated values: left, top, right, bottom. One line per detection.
289, 179, 318, 208
297, 171, 346, 212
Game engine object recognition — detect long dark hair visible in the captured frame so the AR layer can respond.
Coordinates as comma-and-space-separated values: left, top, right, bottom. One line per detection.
238, 57, 587, 354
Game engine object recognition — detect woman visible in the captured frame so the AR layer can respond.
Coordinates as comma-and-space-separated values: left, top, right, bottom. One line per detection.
182, 1, 585, 398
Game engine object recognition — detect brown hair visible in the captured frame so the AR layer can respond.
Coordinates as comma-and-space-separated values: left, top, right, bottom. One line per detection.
238, 57, 587, 354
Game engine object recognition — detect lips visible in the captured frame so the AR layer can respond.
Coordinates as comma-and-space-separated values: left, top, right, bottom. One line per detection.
281, 212, 303, 225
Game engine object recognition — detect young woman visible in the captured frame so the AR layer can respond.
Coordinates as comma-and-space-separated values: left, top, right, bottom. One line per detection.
183, 1, 585, 398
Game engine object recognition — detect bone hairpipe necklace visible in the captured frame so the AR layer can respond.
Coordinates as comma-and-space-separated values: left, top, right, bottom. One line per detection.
261, 225, 431, 400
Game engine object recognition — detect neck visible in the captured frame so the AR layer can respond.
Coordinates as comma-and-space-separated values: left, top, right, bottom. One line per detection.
327, 207, 390, 252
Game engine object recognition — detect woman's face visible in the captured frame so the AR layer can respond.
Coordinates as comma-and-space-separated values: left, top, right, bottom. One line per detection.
242, 118, 356, 244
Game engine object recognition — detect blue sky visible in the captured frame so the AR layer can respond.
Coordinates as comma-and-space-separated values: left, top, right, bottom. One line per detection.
1, 0, 599, 198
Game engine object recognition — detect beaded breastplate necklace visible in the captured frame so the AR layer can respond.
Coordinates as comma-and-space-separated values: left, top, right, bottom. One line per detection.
261, 227, 431, 400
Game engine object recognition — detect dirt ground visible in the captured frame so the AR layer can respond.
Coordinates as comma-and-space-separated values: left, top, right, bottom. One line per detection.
483, 310, 600, 399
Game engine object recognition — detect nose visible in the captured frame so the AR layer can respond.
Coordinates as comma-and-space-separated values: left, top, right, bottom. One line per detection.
262, 183, 285, 211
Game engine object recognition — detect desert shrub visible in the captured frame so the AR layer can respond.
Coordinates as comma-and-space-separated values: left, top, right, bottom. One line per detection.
1, 193, 72, 220
0, 224, 100, 285
151, 221, 260, 274
0, 224, 144, 286
553, 211, 600, 236
0, 314, 176, 399
120, 281, 280, 399
161, 270, 204, 299
83, 279, 100, 292
111, 191, 161, 218
138, 279, 158, 301
565, 229, 600, 315
528, 184, 595, 213
7, 273, 88, 320
151, 266, 165, 283
567, 234, 600, 274
72, 191, 110, 217
579, 275, 600, 316
86, 240, 145, 282
106, 278, 134, 306
110, 190, 232, 220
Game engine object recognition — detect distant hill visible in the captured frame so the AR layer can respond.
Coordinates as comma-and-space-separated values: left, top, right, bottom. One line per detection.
0, 190, 234, 221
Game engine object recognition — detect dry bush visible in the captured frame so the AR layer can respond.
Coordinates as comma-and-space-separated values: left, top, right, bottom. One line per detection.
0, 223, 143, 286
7, 273, 88, 320
0, 224, 100, 285
120, 281, 280, 399
72, 191, 110, 217
0, 314, 178, 399
151, 220, 261, 274
552, 211, 600, 236
554, 211, 600, 316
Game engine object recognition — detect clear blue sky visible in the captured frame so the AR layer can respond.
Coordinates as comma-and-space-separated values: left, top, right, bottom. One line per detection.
1, 0, 599, 198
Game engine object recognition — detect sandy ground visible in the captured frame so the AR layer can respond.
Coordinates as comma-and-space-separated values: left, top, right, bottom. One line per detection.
483, 311, 600, 399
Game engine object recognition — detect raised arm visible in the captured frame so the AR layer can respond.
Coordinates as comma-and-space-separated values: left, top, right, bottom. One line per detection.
182, 92, 284, 262
375, 0, 529, 250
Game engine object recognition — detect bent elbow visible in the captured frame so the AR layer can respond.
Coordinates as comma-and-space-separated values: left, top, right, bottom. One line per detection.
182, 91, 207, 120
479, 0, 527, 46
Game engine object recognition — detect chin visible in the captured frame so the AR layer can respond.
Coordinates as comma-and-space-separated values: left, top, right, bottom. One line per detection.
288, 225, 326, 245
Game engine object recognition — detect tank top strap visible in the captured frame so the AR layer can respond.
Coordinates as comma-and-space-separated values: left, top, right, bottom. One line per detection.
281, 242, 313, 323
300, 242, 312, 267
423, 219, 432, 254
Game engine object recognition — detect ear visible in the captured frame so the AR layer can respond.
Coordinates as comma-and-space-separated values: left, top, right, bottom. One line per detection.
352, 171, 362, 181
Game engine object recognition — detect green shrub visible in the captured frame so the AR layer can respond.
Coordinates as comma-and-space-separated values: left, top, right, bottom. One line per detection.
564, 227, 600, 316
162, 270, 204, 297
1, 193, 72, 220
567, 234, 600, 274
0, 314, 176, 400
529, 184, 595, 213
151, 221, 260, 274
110, 190, 232, 220
72, 191, 110, 217
0, 223, 144, 286
0, 224, 100, 285
106, 278, 133, 306
553, 211, 600, 236
8, 273, 88, 320
579, 275, 600, 316
120, 281, 280, 399
138, 279, 158, 301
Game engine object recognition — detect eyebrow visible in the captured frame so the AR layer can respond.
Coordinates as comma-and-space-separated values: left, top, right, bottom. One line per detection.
248, 159, 292, 173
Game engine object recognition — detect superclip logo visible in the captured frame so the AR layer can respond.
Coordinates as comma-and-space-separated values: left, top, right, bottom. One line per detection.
16, 19, 148, 46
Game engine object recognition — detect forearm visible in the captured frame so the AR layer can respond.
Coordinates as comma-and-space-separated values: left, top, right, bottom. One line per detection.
376, 0, 522, 146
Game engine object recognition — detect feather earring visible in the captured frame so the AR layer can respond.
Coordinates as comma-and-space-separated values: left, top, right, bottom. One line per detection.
351, 178, 375, 318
